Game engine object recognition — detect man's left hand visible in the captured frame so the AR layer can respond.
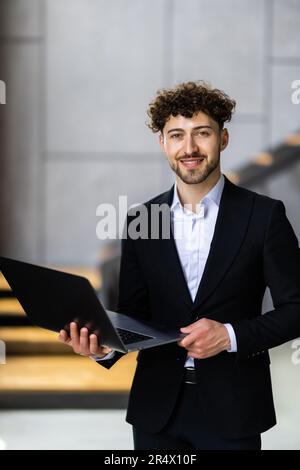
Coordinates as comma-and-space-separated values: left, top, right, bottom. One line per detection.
178, 318, 231, 359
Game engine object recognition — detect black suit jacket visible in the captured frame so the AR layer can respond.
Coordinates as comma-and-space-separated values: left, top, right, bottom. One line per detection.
99, 175, 300, 439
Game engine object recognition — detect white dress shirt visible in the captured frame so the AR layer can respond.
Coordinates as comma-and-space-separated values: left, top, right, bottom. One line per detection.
94, 173, 237, 363
170, 173, 237, 369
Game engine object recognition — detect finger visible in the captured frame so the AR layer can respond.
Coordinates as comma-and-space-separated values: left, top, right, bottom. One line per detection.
188, 351, 203, 359
179, 331, 201, 349
188, 350, 210, 359
58, 329, 71, 344
79, 327, 90, 355
101, 345, 113, 354
58, 329, 67, 342
181, 317, 209, 333
89, 334, 100, 355
70, 322, 80, 351
90, 334, 112, 356
180, 319, 201, 333
180, 325, 194, 333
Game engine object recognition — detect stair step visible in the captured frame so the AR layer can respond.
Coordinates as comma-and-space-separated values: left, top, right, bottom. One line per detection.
0, 299, 25, 316
0, 298, 28, 325
0, 273, 10, 290
0, 353, 137, 393
0, 326, 72, 354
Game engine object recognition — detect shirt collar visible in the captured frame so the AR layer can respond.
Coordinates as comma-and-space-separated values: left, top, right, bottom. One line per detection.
171, 173, 225, 213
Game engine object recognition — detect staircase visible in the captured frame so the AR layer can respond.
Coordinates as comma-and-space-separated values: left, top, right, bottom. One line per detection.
226, 131, 300, 186
0, 268, 137, 409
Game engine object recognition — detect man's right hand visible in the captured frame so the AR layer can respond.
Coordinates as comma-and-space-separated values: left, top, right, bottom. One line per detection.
58, 321, 112, 359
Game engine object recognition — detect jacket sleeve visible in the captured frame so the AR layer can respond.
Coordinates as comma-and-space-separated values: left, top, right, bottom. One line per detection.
94, 350, 126, 370
231, 200, 300, 358
95, 213, 150, 370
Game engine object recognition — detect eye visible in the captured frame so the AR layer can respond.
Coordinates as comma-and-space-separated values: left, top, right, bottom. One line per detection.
170, 133, 182, 139
197, 131, 210, 137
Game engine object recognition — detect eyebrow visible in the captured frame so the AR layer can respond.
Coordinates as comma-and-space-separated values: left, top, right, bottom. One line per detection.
167, 125, 213, 134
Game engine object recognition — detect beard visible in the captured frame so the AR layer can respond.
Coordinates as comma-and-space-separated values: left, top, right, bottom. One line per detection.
169, 152, 220, 185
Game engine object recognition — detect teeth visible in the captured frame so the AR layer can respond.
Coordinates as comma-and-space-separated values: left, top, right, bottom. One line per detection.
181, 159, 203, 163
181, 158, 203, 162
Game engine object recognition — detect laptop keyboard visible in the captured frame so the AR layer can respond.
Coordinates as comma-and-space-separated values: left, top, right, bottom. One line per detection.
116, 328, 154, 345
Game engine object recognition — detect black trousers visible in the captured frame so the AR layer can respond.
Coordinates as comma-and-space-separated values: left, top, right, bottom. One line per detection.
133, 381, 261, 450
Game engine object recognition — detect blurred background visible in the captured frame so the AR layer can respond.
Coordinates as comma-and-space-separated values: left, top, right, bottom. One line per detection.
0, 0, 299, 450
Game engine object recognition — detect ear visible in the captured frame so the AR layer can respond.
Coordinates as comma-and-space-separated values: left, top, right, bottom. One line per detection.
159, 132, 165, 152
220, 128, 229, 151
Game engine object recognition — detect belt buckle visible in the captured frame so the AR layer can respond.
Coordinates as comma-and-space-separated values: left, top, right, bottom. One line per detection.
184, 367, 196, 385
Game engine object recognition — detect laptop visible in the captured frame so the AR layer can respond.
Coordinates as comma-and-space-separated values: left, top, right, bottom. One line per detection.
0, 256, 186, 353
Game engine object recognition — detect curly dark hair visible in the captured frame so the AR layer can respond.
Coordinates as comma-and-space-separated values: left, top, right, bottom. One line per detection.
147, 80, 236, 133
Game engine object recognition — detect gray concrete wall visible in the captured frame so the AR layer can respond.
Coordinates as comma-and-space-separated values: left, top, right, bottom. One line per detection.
0, 0, 299, 265
0, 0, 42, 261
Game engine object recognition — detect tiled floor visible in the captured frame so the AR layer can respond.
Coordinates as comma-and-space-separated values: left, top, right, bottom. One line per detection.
0, 410, 133, 450
261, 341, 300, 450
0, 342, 299, 450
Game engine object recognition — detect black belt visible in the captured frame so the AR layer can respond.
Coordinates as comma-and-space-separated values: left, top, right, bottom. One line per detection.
183, 367, 197, 385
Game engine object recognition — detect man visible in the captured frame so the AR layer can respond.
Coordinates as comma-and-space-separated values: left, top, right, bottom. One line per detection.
59, 81, 300, 450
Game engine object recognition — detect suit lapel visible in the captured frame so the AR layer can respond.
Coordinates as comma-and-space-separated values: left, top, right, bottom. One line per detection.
191, 176, 254, 313
154, 175, 255, 316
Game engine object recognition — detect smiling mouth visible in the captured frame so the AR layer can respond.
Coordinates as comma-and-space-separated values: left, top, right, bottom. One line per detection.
179, 158, 205, 168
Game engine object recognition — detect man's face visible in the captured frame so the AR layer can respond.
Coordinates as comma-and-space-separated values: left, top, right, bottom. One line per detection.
159, 111, 228, 184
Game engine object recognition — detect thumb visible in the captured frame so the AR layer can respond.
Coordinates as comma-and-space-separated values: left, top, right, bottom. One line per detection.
180, 318, 201, 332
180, 324, 193, 333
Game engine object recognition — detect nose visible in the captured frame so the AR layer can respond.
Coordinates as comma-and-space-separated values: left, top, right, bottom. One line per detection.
183, 134, 199, 155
